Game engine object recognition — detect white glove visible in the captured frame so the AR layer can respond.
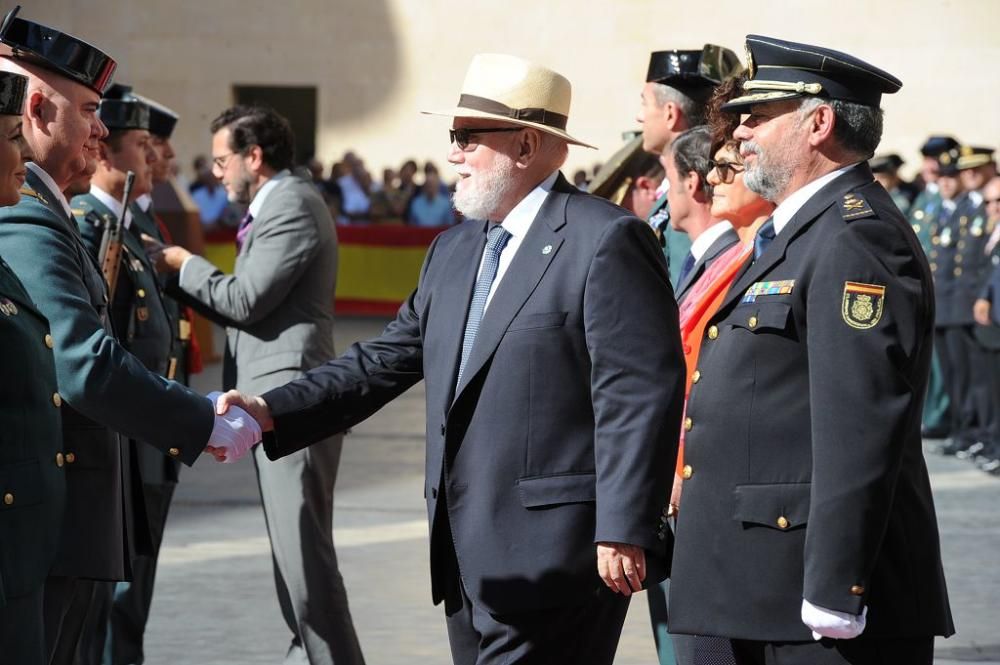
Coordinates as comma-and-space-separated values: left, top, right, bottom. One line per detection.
205, 391, 262, 463
801, 598, 867, 641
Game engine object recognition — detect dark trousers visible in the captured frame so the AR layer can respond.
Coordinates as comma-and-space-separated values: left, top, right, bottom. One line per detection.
444, 570, 630, 665
730, 636, 934, 665
936, 326, 987, 442
0, 587, 46, 665
43, 576, 99, 665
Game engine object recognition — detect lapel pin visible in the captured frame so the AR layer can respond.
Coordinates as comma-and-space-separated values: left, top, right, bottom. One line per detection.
542, 244, 552, 255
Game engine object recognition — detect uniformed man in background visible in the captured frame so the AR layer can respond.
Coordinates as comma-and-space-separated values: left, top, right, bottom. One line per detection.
869, 153, 914, 213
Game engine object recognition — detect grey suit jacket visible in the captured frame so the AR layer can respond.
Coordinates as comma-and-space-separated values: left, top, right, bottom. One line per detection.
674, 225, 740, 303
257, 174, 685, 615
178, 174, 338, 393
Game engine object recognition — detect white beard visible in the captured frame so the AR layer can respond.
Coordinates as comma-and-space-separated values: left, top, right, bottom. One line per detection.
452, 153, 517, 221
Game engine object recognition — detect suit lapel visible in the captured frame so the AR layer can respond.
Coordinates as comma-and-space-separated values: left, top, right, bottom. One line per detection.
719, 164, 875, 311
452, 180, 570, 402
676, 227, 740, 300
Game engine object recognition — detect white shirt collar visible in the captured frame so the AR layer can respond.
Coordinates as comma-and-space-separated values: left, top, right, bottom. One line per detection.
772, 163, 857, 235
689, 221, 733, 261
136, 193, 152, 213
26, 162, 73, 220
90, 184, 133, 229
248, 169, 290, 218
500, 170, 558, 237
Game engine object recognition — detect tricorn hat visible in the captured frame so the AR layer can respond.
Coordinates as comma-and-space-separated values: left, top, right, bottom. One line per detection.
0, 70, 27, 116
98, 96, 150, 132
920, 135, 959, 157
0, 5, 116, 95
646, 44, 742, 90
422, 53, 595, 149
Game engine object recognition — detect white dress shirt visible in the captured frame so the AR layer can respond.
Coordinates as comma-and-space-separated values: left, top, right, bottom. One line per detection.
135, 193, 153, 213
90, 184, 135, 229
477, 170, 558, 311
26, 162, 74, 220
772, 164, 857, 236
689, 221, 734, 262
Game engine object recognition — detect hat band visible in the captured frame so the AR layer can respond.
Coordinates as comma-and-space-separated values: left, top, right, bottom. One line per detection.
457, 94, 568, 130
744, 80, 823, 95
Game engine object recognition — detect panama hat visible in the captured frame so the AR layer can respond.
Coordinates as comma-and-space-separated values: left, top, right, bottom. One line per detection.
423, 53, 595, 149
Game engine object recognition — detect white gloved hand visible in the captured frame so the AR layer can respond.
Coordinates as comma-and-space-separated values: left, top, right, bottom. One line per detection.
801, 598, 867, 641
205, 391, 262, 463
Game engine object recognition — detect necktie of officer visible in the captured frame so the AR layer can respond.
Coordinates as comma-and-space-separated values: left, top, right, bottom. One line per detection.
753, 217, 776, 262
235, 211, 254, 252
457, 224, 512, 386
677, 251, 696, 284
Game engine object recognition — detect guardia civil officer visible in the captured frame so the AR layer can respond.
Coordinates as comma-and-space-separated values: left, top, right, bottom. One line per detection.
668, 35, 953, 664
636, 45, 740, 287
0, 8, 260, 663
0, 68, 64, 665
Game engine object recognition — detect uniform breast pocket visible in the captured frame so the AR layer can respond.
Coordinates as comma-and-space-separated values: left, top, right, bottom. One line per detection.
730, 301, 793, 336
507, 311, 568, 332
0, 459, 43, 511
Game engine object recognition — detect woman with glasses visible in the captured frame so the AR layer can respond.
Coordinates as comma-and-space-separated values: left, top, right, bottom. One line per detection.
0, 70, 67, 665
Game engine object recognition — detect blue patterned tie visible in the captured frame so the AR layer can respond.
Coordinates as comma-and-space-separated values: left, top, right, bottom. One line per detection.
457, 224, 512, 385
753, 217, 776, 261
677, 251, 696, 284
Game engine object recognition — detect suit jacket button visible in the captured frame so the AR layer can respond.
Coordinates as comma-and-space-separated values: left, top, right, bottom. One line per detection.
748, 315, 758, 328
2, 492, 12, 505
683, 417, 693, 432
44, 333, 54, 348
691, 369, 701, 384
55, 452, 65, 467
850, 585, 865, 596
776, 516, 789, 529
52, 392, 62, 407
137, 288, 146, 298
707, 325, 719, 340
681, 464, 693, 480
65, 452, 76, 464
168, 447, 180, 457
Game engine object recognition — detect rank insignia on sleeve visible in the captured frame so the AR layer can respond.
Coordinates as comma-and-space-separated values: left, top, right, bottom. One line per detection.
842, 281, 885, 329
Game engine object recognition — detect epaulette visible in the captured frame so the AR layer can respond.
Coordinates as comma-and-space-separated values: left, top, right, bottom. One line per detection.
841, 192, 875, 221
19, 185, 47, 205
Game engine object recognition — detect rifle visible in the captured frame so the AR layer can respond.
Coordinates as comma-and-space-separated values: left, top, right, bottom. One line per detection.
97, 170, 135, 302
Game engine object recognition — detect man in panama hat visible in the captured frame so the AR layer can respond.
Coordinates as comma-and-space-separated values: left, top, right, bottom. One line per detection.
216, 52, 685, 665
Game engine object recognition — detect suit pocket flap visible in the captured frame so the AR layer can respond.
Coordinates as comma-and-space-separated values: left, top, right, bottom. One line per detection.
733, 483, 810, 530
731, 302, 791, 332
250, 350, 304, 378
508, 311, 568, 332
0, 459, 42, 510
517, 472, 596, 507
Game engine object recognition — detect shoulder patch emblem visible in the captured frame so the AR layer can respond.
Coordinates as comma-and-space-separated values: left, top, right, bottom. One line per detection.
841, 193, 875, 220
842, 281, 885, 329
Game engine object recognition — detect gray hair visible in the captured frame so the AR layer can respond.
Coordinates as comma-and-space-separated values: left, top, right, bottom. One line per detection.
798, 97, 884, 160
670, 126, 714, 198
652, 82, 707, 126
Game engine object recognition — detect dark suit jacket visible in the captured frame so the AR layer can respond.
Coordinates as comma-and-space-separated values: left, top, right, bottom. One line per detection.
0, 257, 63, 605
0, 169, 213, 581
259, 174, 685, 614
669, 164, 954, 641
932, 193, 990, 327
675, 225, 741, 303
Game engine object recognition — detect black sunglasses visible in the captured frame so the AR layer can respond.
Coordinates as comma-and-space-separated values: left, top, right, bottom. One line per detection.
449, 127, 522, 150
708, 159, 746, 184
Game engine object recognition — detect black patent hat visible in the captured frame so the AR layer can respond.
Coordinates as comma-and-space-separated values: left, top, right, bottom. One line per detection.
98, 98, 150, 132
721, 35, 901, 112
102, 82, 177, 137
937, 149, 960, 177
0, 70, 27, 115
646, 44, 742, 89
0, 5, 116, 95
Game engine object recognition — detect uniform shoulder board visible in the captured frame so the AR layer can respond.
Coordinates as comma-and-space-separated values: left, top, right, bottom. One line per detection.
19, 185, 47, 205
840, 192, 875, 221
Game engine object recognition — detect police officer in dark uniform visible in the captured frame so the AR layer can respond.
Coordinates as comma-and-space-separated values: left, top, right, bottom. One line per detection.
973, 174, 1000, 473
931, 149, 994, 456
668, 35, 953, 664
637, 44, 741, 288
0, 68, 66, 665
869, 153, 913, 214
0, 9, 259, 663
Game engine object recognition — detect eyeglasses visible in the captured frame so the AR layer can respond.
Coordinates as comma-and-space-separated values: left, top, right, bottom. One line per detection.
708, 159, 746, 184
986, 198, 1000, 205
449, 127, 522, 151
212, 152, 237, 170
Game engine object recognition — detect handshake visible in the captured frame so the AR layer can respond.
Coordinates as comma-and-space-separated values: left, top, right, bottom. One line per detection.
202, 390, 275, 463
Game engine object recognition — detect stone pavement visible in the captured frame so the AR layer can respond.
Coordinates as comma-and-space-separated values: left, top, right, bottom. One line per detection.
139, 317, 999, 664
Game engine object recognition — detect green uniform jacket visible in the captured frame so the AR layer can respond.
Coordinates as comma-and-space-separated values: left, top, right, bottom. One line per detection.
647, 192, 692, 289
0, 168, 212, 581
0, 256, 64, 605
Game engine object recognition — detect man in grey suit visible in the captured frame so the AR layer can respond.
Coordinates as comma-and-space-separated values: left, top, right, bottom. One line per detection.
215, 54, 685, 665
150, 105, 364, 665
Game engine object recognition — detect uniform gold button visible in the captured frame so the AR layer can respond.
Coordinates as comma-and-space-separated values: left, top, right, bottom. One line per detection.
707, 325, 719, 340
691, 370, 701, 384
914, 210, 925, 220
65, 452, 76, 464
931, 236, 940, 245
55, 452, 65, 467
137, 289, 146, 298
850, 585, 865, 596
3, 493, 12, 505
960, 216, 968, 224
168, 447, 180, 457
52, 392, 62, 407
930, 263, 938, 271
44, 334, 54, 348
777, 516, 789, 529
954, 267, 963, 276
683, 417, 693, 432
681, 465, 693, 480
955, 254, 963, 264
748, 315, 758, 328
